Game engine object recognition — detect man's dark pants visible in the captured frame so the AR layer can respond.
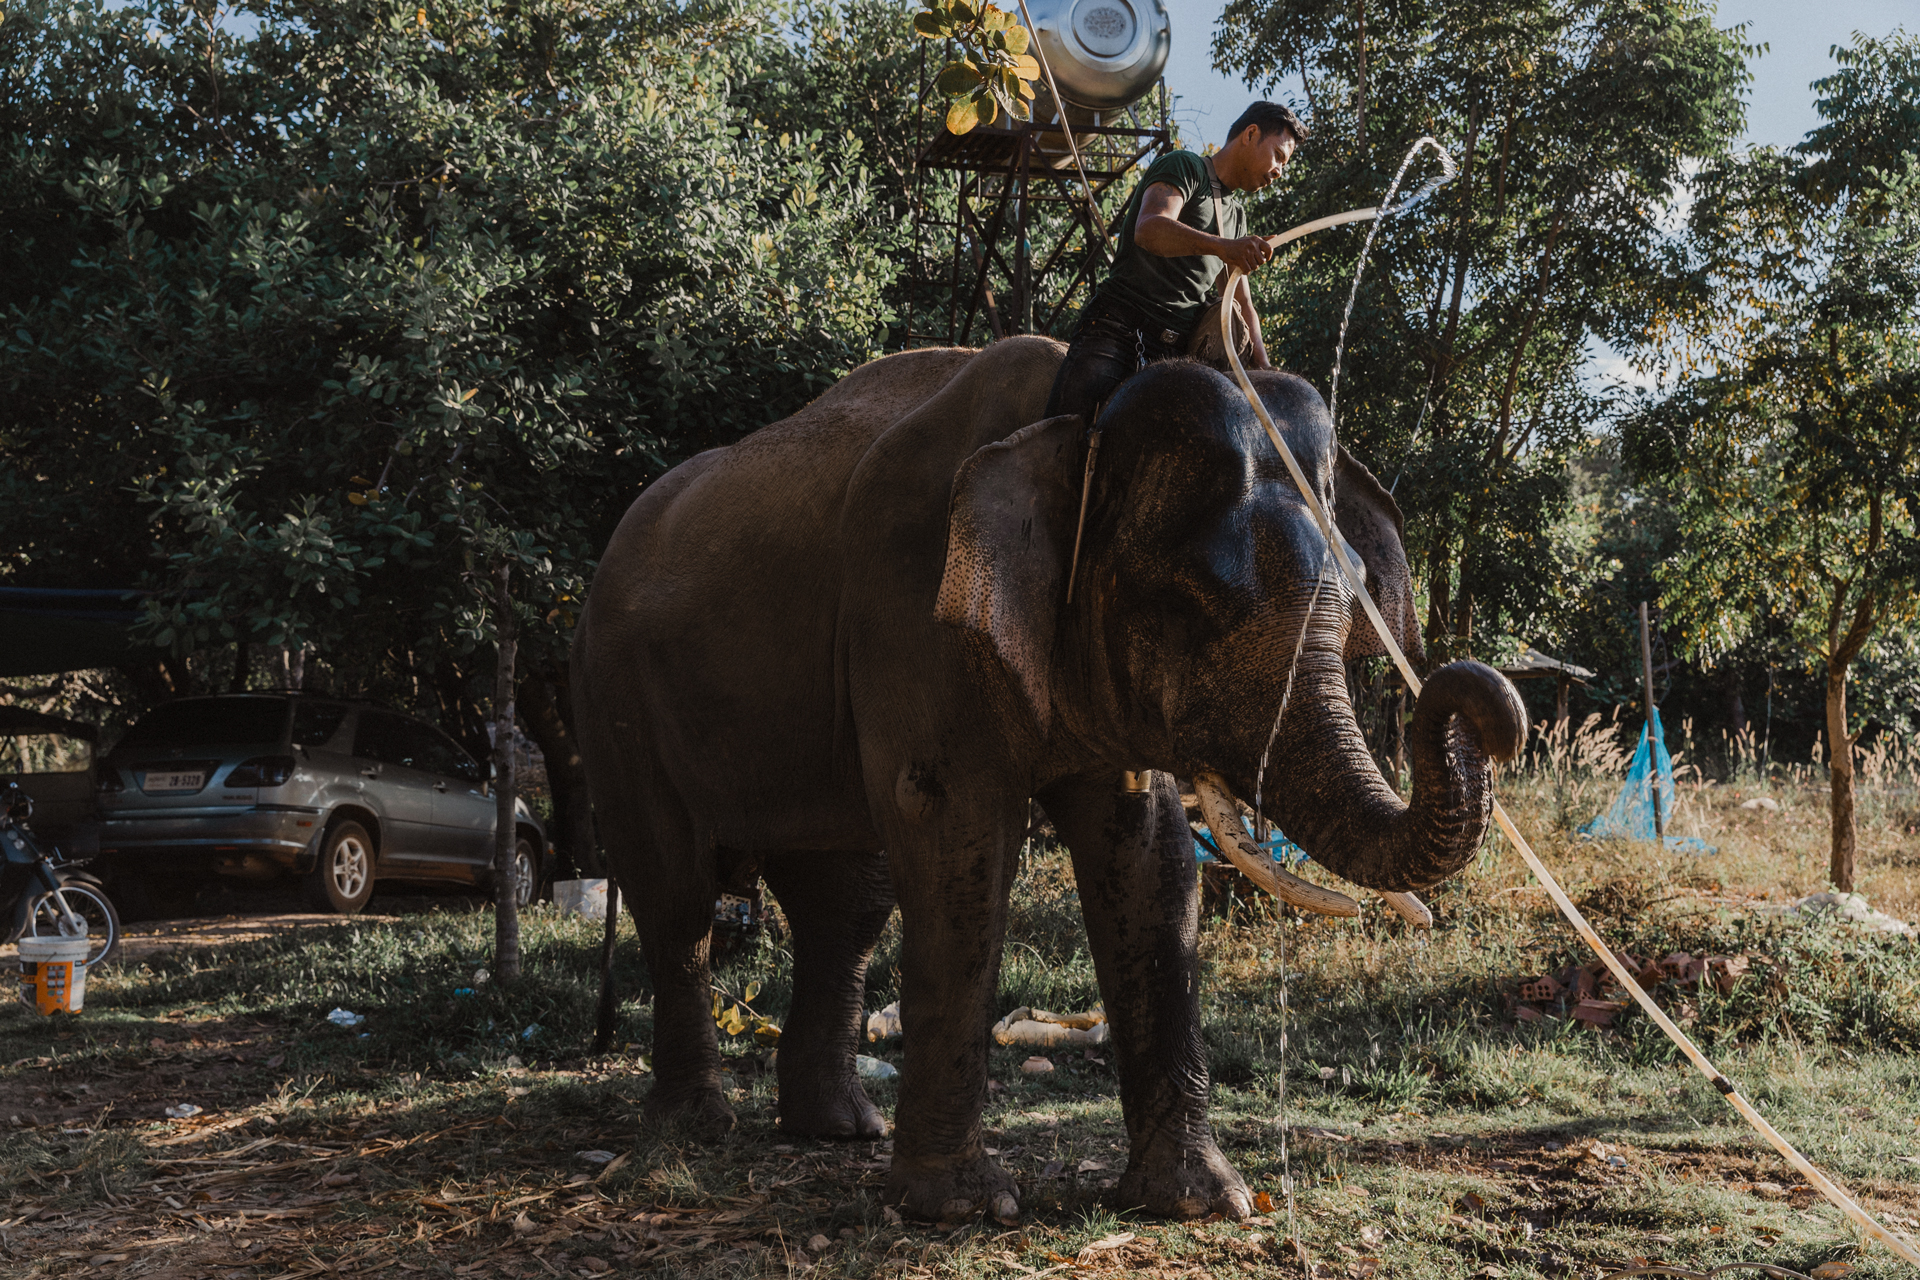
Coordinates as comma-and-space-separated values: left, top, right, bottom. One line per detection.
1045, 298, 1189, 427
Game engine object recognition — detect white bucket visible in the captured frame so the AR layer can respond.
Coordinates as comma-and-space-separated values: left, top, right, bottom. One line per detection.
18, 933, 91, 1015
552, 878, 620, 922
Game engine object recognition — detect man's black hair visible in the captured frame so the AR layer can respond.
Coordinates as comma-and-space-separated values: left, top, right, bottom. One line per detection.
1227, 101, 1309, 144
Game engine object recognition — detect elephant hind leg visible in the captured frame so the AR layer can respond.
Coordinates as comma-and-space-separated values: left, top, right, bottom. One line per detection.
761, 850, 895, 1139
609, 794, 734, 1135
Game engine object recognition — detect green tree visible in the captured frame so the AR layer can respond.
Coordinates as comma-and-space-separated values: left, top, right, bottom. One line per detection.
0, 0, 903, 865
1213, 0, 1750, 667
1628, 32, 1920, 891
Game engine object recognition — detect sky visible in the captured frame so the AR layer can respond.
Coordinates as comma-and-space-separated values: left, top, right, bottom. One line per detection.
1163, 0, 1916, 152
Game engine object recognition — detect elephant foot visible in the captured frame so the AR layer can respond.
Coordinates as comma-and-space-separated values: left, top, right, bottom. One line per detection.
886, 1152, 1020, 1224
1116, 1138, 1252, 1220
642, 1079, 737, 1139
778, 1073, 888, 1139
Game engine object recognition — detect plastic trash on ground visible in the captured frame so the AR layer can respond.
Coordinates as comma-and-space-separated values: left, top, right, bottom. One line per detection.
992, 1005, 1108, 1048
164, 1103, 203, 1119
552, 879, 620, 922
855, 1054, 898, 1081
866, 1001, 902, 1041
1777, 892, 1914, 935
1020, 1056, 1053, 1075
326, 1008, 365, 1028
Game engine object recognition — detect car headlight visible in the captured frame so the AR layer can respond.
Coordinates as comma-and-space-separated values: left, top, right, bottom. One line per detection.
226, 755, 296, 787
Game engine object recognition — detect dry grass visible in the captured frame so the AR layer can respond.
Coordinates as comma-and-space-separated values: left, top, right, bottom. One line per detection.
3, 740, 1918, 1280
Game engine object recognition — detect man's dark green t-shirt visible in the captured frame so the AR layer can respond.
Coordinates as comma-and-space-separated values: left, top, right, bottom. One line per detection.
1091, 149, 1246, 335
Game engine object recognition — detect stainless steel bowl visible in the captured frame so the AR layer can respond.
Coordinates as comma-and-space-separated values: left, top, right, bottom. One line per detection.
1025, 0, 1171, 112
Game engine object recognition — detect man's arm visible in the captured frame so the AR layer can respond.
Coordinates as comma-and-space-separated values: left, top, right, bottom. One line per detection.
1135, 183, 1272, 274
1234, 272, 1271, 370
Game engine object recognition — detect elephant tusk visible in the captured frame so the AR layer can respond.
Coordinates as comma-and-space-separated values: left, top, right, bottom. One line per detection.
1192, 771, 1360, 918
1376, 890, 1433, 929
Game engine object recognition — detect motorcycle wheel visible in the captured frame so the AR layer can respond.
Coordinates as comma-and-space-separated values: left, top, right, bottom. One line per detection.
27, 883, 122, 968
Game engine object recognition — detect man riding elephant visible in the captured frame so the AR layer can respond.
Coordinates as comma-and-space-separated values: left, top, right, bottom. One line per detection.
1046, 100, 1307, 426
572, 331, 1525, 1223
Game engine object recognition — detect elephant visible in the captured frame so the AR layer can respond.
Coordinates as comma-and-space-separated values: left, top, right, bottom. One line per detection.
571, 335, 1526, 1222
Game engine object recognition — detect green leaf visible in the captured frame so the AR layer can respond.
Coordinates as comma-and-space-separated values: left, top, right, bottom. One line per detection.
935, 60, 984, 95
912, 10, 946, 37
1002, 24, 1030, 55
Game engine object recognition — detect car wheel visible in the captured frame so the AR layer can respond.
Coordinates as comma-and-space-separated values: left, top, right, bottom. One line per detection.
511, 835, 540, 910
307, 820, 376, 914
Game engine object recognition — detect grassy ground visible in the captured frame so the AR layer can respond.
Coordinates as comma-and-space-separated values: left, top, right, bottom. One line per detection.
4, 763, 1918, 1280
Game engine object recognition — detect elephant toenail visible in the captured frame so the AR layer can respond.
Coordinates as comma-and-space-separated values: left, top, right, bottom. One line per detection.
938, 1197, 975, 1221
1172, 1195, 1208, 1218
991, 1193, 1020, 1224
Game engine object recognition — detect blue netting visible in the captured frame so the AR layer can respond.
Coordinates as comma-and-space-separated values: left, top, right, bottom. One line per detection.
1195, 816, 1307, 866
1578, 706, 1716, 854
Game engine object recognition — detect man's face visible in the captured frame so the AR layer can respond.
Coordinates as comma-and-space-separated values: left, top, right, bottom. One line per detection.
1244, 126, 1298, 190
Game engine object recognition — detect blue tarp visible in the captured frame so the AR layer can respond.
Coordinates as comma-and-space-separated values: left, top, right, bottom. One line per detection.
1578, 706, 1716, 854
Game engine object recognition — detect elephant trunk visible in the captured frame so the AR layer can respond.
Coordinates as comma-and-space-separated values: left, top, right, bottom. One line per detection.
1252, 660, 1527, 895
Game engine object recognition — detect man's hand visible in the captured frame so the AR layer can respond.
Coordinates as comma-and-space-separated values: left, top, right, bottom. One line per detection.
1136, 186, 1275, 273
1219, 235, 1273, 275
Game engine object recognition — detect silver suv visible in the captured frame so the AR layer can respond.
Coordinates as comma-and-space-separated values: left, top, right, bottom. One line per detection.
97, 694, 546, 914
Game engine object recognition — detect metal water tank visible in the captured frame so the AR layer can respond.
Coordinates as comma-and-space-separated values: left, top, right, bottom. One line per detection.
1025, 0, 1171, 113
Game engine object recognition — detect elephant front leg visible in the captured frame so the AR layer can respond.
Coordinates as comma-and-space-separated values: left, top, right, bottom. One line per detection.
882, 816, 1022, 1223
1039, 772, 1253, 1220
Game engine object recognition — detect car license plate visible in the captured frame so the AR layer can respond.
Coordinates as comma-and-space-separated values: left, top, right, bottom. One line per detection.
144, 770, 206, 793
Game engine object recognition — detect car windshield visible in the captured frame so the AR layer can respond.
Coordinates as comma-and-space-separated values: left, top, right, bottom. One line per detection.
117, 698, 290, 751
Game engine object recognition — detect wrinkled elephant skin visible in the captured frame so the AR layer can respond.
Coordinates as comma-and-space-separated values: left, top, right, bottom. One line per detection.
573, 339, 1524, 1221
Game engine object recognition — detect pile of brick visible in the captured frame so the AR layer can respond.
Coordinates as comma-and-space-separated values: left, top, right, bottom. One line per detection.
1508, 950, 1756, 1029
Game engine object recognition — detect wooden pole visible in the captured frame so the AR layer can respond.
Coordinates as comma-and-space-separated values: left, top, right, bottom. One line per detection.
493, 562, 522, 983
1638, 602, 1664, 840
1554, 672, 1570, 751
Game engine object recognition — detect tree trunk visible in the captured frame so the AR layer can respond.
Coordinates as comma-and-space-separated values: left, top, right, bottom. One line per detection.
1826, 660, 1857, 893
230, 641, 250, 693
1723, 663, 1745, 744
493, 563, 522, 984
519, 667, 600, 877
1423, 543, 1452, 663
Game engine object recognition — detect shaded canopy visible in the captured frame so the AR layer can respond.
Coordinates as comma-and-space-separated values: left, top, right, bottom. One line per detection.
0, 588, 143, 679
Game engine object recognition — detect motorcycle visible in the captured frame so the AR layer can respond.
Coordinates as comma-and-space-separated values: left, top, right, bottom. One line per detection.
2, 780, 120, 968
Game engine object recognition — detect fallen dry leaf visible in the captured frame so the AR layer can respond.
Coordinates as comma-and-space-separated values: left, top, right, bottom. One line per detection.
1809, 1265, 1854, 1280
1075, 1232, 1135, 1265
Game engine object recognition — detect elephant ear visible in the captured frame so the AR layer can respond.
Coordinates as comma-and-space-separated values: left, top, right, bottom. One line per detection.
936, 414, 1084, 733
1333, 444, 1425, 665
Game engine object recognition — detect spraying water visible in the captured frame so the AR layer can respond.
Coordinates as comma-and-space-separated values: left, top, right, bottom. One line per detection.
1327, 136, 1457, 434
1251, 136, 1458, 831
